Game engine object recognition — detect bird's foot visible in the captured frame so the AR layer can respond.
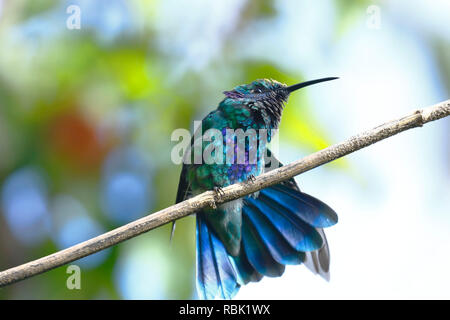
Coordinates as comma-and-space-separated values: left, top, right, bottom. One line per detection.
247, 174, 256, 183
214, 186, 225, 196
212, 186, 225, 209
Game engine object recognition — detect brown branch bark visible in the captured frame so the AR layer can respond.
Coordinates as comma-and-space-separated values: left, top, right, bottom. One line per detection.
0, 99, 449, 287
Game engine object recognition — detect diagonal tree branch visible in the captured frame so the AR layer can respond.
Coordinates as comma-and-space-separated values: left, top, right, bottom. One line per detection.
0, 99, 449, 287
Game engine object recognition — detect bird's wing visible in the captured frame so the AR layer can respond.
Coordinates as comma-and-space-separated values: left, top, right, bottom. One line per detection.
175, 163, 192, 204
171, 128, 197, 240
171, 162, 194, 240
264, 148, 331, 281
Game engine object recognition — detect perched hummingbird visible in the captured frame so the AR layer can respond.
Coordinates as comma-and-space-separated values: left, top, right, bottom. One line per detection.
174, 77, 339, 299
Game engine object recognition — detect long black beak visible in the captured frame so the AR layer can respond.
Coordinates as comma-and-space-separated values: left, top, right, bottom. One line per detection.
286, 77, 339, 93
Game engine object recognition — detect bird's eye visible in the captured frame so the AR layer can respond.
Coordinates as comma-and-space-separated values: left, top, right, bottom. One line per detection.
255, 88, 262, 93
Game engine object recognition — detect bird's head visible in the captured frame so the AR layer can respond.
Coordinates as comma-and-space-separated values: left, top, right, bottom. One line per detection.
222, 77, 338, 127
223, 78, 289, 101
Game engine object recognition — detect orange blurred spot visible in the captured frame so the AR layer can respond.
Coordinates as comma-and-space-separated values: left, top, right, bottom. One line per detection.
48, 110, 114, 170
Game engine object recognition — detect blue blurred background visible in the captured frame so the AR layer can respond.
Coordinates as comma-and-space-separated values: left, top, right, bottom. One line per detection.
0, 0, 448, 299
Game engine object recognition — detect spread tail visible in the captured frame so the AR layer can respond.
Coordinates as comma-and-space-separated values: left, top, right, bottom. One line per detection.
196, 183, 338, 299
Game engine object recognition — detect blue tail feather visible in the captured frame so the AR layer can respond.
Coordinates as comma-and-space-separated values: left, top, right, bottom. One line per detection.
196, 216, 218, 299
247, 195, 323, 252
196, 216, 240, 299
242, 213, 286, 277
261, 184, 338, 228
230, 245, 263, 285
209, 230, 241, 299
243, 203, 305, 265
196, 184, 337, 299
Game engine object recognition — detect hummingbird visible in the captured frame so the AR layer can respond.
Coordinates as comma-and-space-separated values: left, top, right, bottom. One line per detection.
174, 77, 339, 299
